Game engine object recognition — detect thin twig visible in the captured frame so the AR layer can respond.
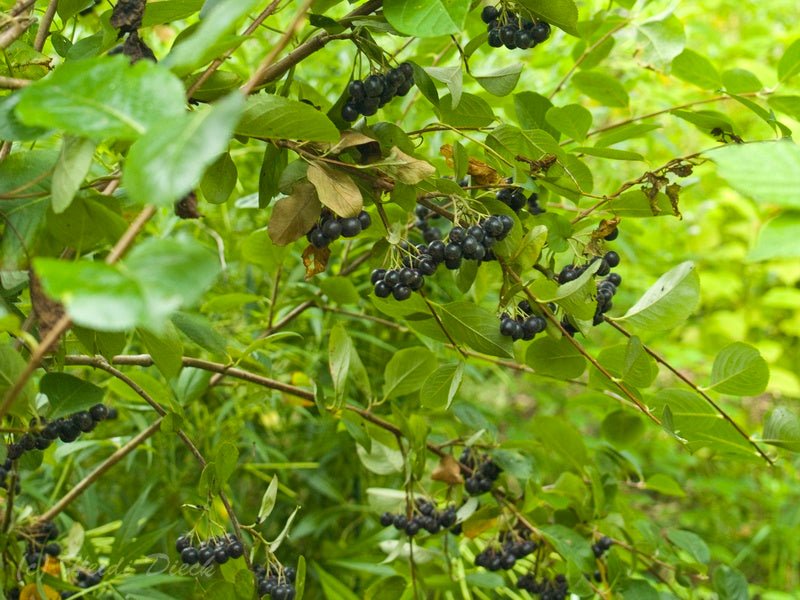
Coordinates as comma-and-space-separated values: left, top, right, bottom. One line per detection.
186, 0, 282, 98
33, 0, 58, 51
241, 0, 315, 95
37, 418, 164, 523
0, 2, 35, 49
0, 75, 31, 89
605, 319, 773, 465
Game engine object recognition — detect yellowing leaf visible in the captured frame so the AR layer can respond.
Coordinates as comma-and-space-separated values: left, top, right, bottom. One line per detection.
267, 182, 321, 246
306, 162, 363, 217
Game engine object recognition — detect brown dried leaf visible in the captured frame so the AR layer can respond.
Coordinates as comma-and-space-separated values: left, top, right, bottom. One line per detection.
386, 147, 436, 185
441, 144, 502, 186
591, 218, 620, 242
665, 183, 683, 218
174, 191, 200, 219
431, 454, 464, 485
327, 131, 377, 154
302, 245, 330, 279
122, 30, 156, 63
307, 162, 363, 218
30, 271, 65, 342
267, 182, 321, 246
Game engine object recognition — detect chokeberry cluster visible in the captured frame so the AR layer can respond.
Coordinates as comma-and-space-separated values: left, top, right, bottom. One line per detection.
0, 458, 19, 494
372, 213, 514, 301
23, 521, 59, 572
4, 405, 115, 462
499, 299, 547, 341
341, 63, 415, 121
517, 573, 569, 599
460, 449, 502, 496
254, 564, 297, 600
592, 535, 613, 558
475, 535, 537, 571
379, 499, 459, 537
482, 6, 551, 51
176, 533, 244, 567
306, 209, 372, 248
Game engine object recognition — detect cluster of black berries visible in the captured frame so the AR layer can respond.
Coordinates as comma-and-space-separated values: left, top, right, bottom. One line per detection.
460, 449, 502, 496
379, 499, 459, 537
475, 537, 537, 571
372, 214, 514, 301
482, 6, 551, 50
65, 567, 106, 595
517, 574, 569, 599
592, 535, 613, 558
4, 405, 115, 462
558, 251, 621, 284
23, 521, 60, 572
499, 299, 547, 341
0, 458, 19, 493
254, 564, 297, 600
496, 184, 545, 215
306, 209, 372, 248
176, 533, 244, 567
341, 63, 415, 121
556, 246, 622, 331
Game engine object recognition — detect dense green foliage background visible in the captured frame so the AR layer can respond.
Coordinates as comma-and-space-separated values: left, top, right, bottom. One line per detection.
1, 0, 800, 598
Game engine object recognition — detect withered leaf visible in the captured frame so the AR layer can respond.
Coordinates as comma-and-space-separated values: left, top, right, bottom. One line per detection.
440, 144, 502, 186
267, 182, 321, 246
306, 162, 363, 217
174, 191, 200, 219
431, 454, 464, 485
122, 30, 156, 63
30, 270, 65, 342
110, 0, 146, 34
385, 147, 436, 185
302, 244, 330, 279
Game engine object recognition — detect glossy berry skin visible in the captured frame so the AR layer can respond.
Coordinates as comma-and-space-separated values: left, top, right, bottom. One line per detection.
604, 251, 620, 268
364, 75, 385, 97
488, 28, 503, 47
358, 211, 372, 229
347, 80, 365, 101
341, 103, 359, 122
227, 542, 244, 559
181, 547, 199, 565
500, 25, 517, 48
374, 281, 391, 298
89, 404, 108, 422
444, 243, 463, 261
531, 21, 551, 42
176, 535, 191, 553
392, 286, 412, 301
604, 227, 619, 241
321, 219, 342, 240
515, 29, 533, 49
308, 228, 329, 248
371, 269, 386, 284
607, 273, 622, 286
340, 217, 362, 238
214, 548, 229, 564
481, 5, 498, 23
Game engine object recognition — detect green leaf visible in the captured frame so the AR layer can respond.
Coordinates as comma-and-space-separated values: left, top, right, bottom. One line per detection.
15, 57, 186, 140
709, 342, 769, 396
514, 92, 559, 139
671, 49, 721, 89
526, 336, 586, 379
612, 261, 699, 331
143, 0, 204, 26
236, 95, 339, 142
601, 410, 645, 446
383, 0, 470, 37
329, 323, 353, 402
257, 475, 279, 522
110, 486, 155, 567
473, 64, 523, 97
650, 389, 756, 457
571, 146, 644, 161
0, 94, 49, 141
426, 65, 463, 107
711, 141, 800, 208
713, 566, 749, 600
419, 362, 464, 409
171, 312, 228, 356
572, 70, 629, 108
201, 152, 238, 204
314, 562, 361, 600
722, 68, 763, 93
215, 440, 239, 486
139, 323, 184, 379
162, 0, 261, 76
0, 345, 35, 417
666, 529, 710, 564
546, 104, 592, 142
516, 0, 579, 36
437, 301, 513, 358
538, 524, 594, 570
436, 93, 495, 128
768, 95, 800, 121
51, 136, 96, 214
644, 473, 686, 497
34, 258, 146, 331
41, 372, 105, 419
259, 145, 288, 207
123, 237, 221, 329
123, 92, 244, 206
356, 439, 404, 475
778, 38, 800, 82
383, 347, 438, 399
531, 416, 588, 471
636, 14, 685, 69
761, 407, 800, 452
